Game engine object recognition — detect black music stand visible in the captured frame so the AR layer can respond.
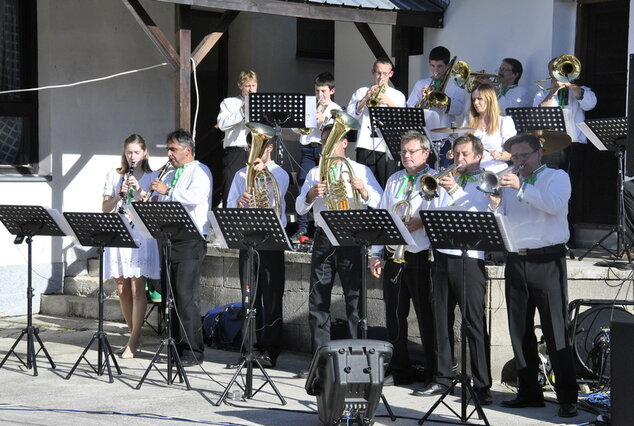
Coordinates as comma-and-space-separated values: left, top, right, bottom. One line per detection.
63, 212, 138, 383
321, 208, 415, 422
418, 210, 514, 425
577, 117, 630, 261
506, 106, 567, 133
210, 208, 290, 406
131, 201, 204, 390
0, 205, 68, 375
369, 107, 427, 162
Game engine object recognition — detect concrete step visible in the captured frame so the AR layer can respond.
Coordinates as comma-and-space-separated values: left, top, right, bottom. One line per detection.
63, 275, 118, 298
40, 294, 124, 322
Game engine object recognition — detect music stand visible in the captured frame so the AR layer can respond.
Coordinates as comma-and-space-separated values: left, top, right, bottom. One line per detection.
0, 205, 69, 375
418, 210, 514, 425
369, 107, 427, 162
63, 212, 138, 383
321, 208, 415, 421
506, 107, 567, 133
210, 208, 290, 406
131, 201, 204, 390
577, 117, 630, 261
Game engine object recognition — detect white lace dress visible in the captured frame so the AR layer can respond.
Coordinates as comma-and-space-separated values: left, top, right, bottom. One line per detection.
102, 168, 161, 280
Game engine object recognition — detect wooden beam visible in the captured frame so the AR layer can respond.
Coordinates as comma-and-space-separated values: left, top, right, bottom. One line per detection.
121, 0, 180, 69
354, 23, 391, 62
191, 10, 239, 65
152, 0, 444, 28
176, 5, 192, 131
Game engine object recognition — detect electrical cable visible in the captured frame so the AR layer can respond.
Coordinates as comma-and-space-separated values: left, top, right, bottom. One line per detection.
190, 57, 200, 142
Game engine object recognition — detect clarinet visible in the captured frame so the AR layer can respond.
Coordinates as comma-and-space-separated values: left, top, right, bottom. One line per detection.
143, 160, 172, 202
117, 162, 135, 214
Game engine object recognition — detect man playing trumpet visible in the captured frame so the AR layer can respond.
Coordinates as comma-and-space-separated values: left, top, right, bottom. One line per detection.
369, 130, 441, 386
413, 134, 492, 405
347, 58, 406, 187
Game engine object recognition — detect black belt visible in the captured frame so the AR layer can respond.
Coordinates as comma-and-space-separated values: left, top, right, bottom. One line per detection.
225, 146, 248, 152
513, 243, 566, 257
306, 142, 321, 148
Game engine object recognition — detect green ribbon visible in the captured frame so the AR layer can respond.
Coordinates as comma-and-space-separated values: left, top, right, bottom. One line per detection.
558, 88, 569, 108
170, 166, 184, 187
456, 172, 478, 189
498, 84, 516, 98
396, 174, 417, 199
522, 165, 546, 186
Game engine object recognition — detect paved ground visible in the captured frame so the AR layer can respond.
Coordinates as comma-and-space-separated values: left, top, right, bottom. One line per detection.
0, 314, 604, 425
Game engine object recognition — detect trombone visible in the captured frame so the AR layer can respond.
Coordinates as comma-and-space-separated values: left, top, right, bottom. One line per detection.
419, 56, 458, 110
536, 54, 581, 91
452, 60, 501, 93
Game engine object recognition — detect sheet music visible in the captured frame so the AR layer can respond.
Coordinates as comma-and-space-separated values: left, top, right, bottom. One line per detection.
208, 211, 228, 249
129, 207, 153, 239
562, 108, 577, 141
576, 122, 607, 151
304, 96, 317, 128
493, 213, 517, 253
45, 207, 76, 239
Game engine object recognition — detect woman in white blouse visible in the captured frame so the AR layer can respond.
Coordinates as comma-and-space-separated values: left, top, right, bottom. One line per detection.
464, 83, 517, 170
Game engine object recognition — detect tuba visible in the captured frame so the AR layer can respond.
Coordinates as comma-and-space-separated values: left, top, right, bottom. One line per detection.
476, 165, 522, 194
245, 122, 282, 216
318, 109, 361, 211
387, 200, 412, 264
536, 54, 581, 91
419, 163, 462, 198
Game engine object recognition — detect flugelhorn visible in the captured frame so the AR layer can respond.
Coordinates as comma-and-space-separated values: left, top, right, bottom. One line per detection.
419, 163, 462, 198
318, 109, 361, 211
388, 200, 412, 264
143, 159, 172, 202
536, 54, 581, 91
245, 122, 282, 216
476, 165, 521, 194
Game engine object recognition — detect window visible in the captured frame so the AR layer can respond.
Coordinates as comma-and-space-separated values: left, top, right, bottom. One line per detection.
296, 18, 334, 61
0, 0, 37, 170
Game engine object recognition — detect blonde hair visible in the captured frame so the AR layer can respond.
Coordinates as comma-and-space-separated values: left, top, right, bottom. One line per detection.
238, 70, 258, 85
468, 84, 501, 136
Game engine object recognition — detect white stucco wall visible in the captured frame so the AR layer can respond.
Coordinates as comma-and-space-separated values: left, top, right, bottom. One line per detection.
0, 0, 175, 315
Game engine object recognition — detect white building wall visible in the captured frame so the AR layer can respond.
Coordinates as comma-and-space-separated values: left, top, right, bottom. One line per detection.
0, 0, 175, 315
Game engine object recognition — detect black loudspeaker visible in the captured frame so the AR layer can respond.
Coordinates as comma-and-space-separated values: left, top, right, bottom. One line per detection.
305, 339, 392, 425
611, 316, 634, 425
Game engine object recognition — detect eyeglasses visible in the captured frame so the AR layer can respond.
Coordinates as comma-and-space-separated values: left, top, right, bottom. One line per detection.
399, 149, 424, 156
510, 149, 538, 162
498, 67, 513, 73
374, 71, 392, 76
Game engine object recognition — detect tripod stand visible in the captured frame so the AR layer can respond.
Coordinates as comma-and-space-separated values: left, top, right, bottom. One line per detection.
0, 205, 67, 375
210, 208, 290, 406
63, 212, 138, 382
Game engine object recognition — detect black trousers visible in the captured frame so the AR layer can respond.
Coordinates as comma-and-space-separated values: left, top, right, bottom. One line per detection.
308, 228, 362, 353
505, 251, 577, 404
238, 249, 285, 360
166, 239, 206, 362
355, 147, 396, 188
432, 252, 491, 391
382, 250, 434, 380
222, 148, 248, 207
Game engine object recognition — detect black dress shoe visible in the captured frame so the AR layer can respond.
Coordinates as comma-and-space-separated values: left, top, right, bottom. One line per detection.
501, 396, 545, 408
558, 403, 578, 418
225, 357, 244, 369
475, 388, 492, 406
411, 382, 451, 397
181, 358, 202, 367
257, 354, 276, 369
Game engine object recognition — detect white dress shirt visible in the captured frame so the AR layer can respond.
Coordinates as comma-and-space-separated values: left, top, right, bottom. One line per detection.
498, 85, 532, 114
533, 86, 597, 143
464, 115, 517, 171
346, 86, 406, 152
160, 160, 213, 236
298, 102, 341, 145
407, 77, 465, 140
226, 162, 290, 227
497, 167, 570, 250
217, 96, 249, 149
295, 159, 383, 228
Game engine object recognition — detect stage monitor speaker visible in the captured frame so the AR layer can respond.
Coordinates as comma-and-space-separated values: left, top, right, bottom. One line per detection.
305, 339, 392, 425
611, 316, 634, 425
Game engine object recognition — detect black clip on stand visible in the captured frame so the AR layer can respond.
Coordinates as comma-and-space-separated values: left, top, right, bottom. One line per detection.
210, 208, 290, 406
419, 210, 514, 425
63, 212, 138, 382
248, 92, 307, 165
576, 117, 630, 261
0, 205, 67, 375
321, 208, 414, 422
131, 201, 204, 390
369, 106, 427, 165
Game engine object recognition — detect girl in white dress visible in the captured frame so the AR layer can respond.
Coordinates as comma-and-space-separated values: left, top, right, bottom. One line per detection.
464, 83, 517, 171
102, 134, 160, 359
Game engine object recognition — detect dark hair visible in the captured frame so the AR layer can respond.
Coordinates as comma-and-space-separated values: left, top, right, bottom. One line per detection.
400, 130, 430, 151
166, 128, 195, 155
502, 58, 523, 84
503, 132, 542, 152
314, 72, 335, 90
373, 57, 394, 71
453, 134, 484, 157
117, 133, 152, 174
429, 46, 451, 64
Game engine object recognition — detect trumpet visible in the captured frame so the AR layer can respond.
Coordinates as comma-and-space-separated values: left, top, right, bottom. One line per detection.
366, 84, 386, 108
536, 54, 581, 91
387, 200, 412, 264
419, 163, 462, 198
476, 165, 521, 194
143, 159, 172, 202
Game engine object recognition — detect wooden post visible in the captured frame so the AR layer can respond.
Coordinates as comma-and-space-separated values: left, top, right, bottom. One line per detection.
176, 5, 191, 131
